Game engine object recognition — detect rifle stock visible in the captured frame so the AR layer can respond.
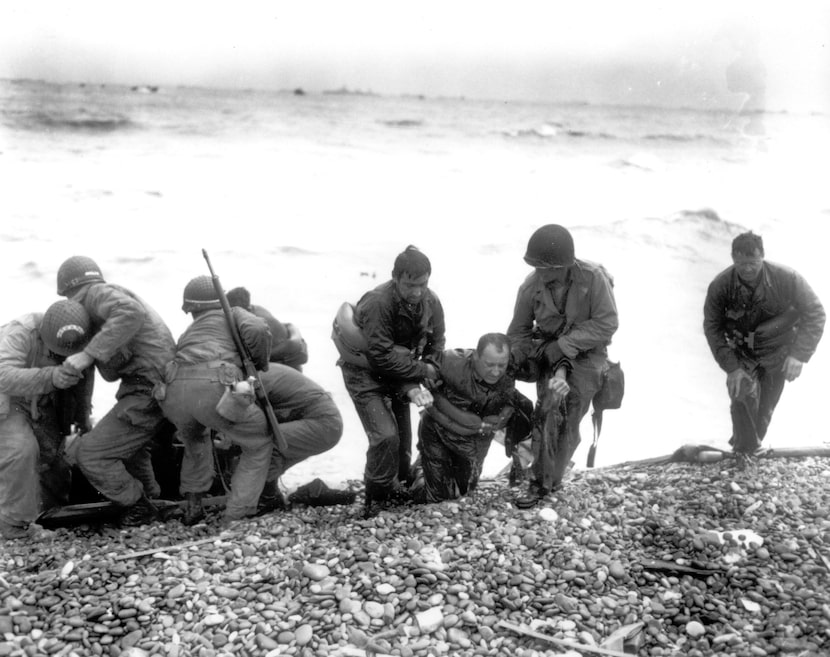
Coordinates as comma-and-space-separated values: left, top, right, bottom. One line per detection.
202, 249, 287, 455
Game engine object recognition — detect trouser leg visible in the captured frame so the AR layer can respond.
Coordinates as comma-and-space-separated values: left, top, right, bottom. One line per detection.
393, 397, 413, 484
419, 421, 460, 503
266, 405, 343, 481
730, 368, 761, 453
125, 445, 161, 499
757, 367, 787, 441
225, 435, 273, 519
0, 410, 40, 526
532, 356, 603, 491
731, 365, 787, 453
76, 393, 165, 506
465, 437, 493, 494
32, 408, 71, 511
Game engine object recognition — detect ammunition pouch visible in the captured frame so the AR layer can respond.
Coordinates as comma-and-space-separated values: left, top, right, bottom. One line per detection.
215, 383, 255, 422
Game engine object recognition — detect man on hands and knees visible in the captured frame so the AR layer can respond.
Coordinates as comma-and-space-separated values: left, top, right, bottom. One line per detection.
57, 256, 176, 527
0, 300, 94, 540
507, 225, 619, 508
255, 364, 343, 514
333, 245, 445, 515
703, 231, 825, 472
415, 333, 532, 503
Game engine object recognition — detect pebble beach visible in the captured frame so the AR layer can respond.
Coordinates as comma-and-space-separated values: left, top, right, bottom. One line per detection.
2, 456, 829, 657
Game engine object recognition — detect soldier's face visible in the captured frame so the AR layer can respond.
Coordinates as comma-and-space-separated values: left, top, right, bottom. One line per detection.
474, 345, 510, 384
536, 266, 569, 284
733, 249, 764, 283
395, 273, 429, 305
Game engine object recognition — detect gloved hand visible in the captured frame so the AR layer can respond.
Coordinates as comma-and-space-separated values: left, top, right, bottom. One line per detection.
726, 368, 757, 399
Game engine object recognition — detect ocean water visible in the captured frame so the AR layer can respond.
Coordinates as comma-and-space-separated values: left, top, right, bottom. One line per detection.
2, 79, 828, 489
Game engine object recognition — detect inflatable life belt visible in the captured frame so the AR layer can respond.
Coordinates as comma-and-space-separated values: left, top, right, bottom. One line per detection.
331, 302, 415, 368
331, 302, 370, 368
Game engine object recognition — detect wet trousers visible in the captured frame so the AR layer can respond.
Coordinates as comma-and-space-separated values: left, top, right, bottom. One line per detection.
531, 354, 604, 492
0, 405, 70, 527
729, 363, 787, 454
76, 388, 167, 507
340, 363, 413, 495
418, 418, 493, 503
161, 365, 271, 520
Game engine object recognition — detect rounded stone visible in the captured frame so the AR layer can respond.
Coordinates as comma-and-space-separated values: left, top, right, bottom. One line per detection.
686, 621, 706, 638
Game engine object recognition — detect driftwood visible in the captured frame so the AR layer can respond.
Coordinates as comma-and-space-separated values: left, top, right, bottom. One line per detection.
492, 444, 830, 480
497, 620, 632, 657
614, 444, 830, 468
114, 535, 227, 561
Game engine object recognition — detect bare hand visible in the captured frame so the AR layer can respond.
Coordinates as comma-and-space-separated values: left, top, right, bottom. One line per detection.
423, 364, 438, 380
547, 375, 570, 402
726, 368, 756, 399
64, 351, 94, 373
52, 365, 82, 389
782, 356, 803, 382
408, 387, 434, 408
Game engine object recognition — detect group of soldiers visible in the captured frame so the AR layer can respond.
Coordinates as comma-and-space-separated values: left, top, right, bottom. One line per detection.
0, 224, 824, 540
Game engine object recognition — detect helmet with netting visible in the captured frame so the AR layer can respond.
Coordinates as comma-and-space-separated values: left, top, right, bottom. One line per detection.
41, 300, 92, 357
523, 224, 575, 268
182, 275, 221, 313
57, 256, 105, 295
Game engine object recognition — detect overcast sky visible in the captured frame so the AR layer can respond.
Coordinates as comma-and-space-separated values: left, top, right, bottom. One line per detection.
2, 1, 828, 111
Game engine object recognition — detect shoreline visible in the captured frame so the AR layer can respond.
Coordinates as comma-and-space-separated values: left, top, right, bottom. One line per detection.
2, 456, 829, 656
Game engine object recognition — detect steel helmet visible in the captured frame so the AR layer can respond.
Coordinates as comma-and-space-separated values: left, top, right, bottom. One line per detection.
57, 256, 105, 295
182, 275, 221, 313
523, 224, 575, 268
41, 300, 92, 357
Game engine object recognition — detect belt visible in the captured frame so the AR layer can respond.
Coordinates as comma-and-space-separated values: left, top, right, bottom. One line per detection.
165, 360, 242, 384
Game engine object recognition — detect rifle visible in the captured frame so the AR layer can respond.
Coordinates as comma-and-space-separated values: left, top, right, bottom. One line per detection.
202, 249, 287, 455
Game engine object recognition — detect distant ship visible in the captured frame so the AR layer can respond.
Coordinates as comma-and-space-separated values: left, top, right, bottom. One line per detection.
323, 86, 377, 97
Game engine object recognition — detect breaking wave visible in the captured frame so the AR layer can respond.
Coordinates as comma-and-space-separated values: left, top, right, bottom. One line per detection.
21, 111, 135, 133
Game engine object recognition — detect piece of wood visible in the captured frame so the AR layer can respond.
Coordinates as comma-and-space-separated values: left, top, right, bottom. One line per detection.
114, 535, 226, 561
497, 620, 632, 657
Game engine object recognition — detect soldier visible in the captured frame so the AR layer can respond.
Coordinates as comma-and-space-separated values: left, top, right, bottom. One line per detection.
415, 333, 533, 503
507, 225, 619, 508
333, 245, 444, 514
0, 300, 94, 540
161, 275, 274, 525
226, 286, 309, 371
57, 256, 176, 526
703, 231, 825, 471
163, 276, 343, 525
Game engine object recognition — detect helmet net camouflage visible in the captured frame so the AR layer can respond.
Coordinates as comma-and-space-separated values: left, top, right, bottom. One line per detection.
57, 256, 105, 295
182, 275, 221, 313
42, 300, 91, 357
524, 224, 575, 268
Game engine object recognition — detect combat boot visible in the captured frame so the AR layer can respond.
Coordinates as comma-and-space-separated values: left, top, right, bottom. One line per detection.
0, 518, 29, 540
182, 492, 206, 526
256, 481, 288, 517
514, 483, 547, 509
121, 495, 160, 527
